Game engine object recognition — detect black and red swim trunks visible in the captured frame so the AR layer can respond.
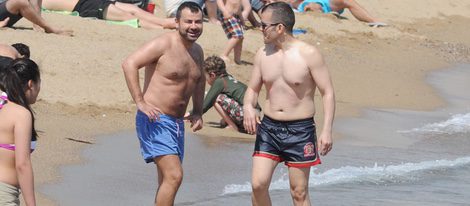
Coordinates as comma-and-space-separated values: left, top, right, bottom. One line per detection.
253, 115, 321, 168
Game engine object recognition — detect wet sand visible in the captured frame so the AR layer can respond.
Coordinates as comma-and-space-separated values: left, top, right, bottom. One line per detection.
1, 0, 470, 204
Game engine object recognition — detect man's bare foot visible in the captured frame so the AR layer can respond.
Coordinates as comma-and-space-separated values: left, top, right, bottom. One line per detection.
220, 119, 228, 128
234, 59, 242, 65
208, 18, 221, 25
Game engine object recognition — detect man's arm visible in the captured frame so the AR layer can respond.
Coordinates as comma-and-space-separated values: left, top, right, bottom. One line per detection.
201, 78, 224, 114
216, 0, 230, 18
122, 36, 168, 120
191, 47, 206, 116
188, 46, 205, 132
243, 48, 263, 134
241, 0, 252, 22
304, 45, 335, 156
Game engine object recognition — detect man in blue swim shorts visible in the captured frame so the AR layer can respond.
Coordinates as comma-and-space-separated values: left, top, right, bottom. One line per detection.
122, 2, 205, 205
244, 2, 335, 205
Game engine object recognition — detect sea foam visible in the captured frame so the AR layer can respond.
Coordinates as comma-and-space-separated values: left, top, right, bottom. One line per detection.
222, 156, 470, 195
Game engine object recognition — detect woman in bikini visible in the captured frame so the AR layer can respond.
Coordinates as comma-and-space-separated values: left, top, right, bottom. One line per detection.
0, 58, 41, 206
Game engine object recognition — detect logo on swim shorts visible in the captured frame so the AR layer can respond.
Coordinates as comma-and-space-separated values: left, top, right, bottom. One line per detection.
303, 142, 315, 157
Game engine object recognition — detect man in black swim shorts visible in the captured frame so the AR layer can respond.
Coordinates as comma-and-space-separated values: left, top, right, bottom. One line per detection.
244, 2, 335, 205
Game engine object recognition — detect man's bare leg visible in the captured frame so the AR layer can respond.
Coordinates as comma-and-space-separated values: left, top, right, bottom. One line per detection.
252, 156, 278, 206
0, 17, 9, 27
205, 0, 220, 25
221, 37, 241, 63
233, 38, 243, 64
154, 155, 183, 206
5, 0, 72, 35
288, 166, 311, 206
111, 2, 177, 29
214, 102, 239, 131
247, 11, 260, 28
330, 0, 378, 23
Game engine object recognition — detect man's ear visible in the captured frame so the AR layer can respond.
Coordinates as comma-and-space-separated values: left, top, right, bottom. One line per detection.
277, 24, 285, 34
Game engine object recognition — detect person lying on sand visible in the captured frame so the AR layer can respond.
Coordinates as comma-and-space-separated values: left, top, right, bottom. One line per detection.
274, 0, 387, 27
0, 0, 73, 35
42, 0, 178, 29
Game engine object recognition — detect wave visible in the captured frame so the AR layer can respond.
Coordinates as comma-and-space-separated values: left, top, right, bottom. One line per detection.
400, 113, 470, 135
222, 156, 470, 195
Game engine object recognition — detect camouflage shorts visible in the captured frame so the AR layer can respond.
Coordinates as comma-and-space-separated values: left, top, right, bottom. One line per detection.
216, 94, 244, 126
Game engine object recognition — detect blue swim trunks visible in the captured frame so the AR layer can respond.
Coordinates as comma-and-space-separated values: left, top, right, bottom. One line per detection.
296, 0, 344, 14
136, 110, 185, 163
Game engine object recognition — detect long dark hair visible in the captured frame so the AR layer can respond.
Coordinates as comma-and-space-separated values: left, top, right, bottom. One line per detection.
0, 58, 40, 140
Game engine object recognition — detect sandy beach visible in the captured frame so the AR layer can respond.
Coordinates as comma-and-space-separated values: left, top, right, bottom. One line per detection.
1, 0, 470, 205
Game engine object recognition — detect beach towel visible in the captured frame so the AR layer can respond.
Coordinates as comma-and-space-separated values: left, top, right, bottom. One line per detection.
41, 8, 139, 28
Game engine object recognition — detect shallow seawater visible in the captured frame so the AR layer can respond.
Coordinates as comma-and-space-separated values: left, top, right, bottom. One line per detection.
42, 65, 470, 206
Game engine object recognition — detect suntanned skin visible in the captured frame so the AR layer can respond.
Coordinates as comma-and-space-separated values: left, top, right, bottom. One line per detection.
0, 44, 20, 58
122, 7, 205, 206
217, 0, 251, 64
1, 0, 73, 35
243, 7, 335, 206
0, 79, 41, 206
0, 17, 9, 27
275, 0, 381, 23
42, 0, 177, 29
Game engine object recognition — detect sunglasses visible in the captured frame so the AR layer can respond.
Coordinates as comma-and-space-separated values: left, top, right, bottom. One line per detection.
261, 22, 284, 30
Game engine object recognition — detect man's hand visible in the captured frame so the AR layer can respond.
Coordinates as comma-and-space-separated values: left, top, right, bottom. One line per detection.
0, 17, 9, 27
243, 107, 260, 135
137, 101, 163, 122
317, 132, 333, 156
184, 113, 203, 132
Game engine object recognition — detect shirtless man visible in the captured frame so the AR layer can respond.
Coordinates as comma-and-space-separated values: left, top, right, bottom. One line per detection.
243, 2, 335, 205
0, 0, 73, 35
122, 2, 205, 205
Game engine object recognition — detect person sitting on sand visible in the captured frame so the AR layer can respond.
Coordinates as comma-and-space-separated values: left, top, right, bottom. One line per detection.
42, 0, 178, 29
187, 55, 261, 132
0, 0, 73, 35
275, 0, 387, 27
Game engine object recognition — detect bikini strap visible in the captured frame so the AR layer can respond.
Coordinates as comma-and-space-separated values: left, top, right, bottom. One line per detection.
0, 92, 8, 109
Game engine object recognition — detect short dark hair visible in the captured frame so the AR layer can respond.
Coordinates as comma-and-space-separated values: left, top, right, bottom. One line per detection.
176, 1, 202, 20
261, 2, 295, 34
203, 55, 227, 76
11, 43, 30, 59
